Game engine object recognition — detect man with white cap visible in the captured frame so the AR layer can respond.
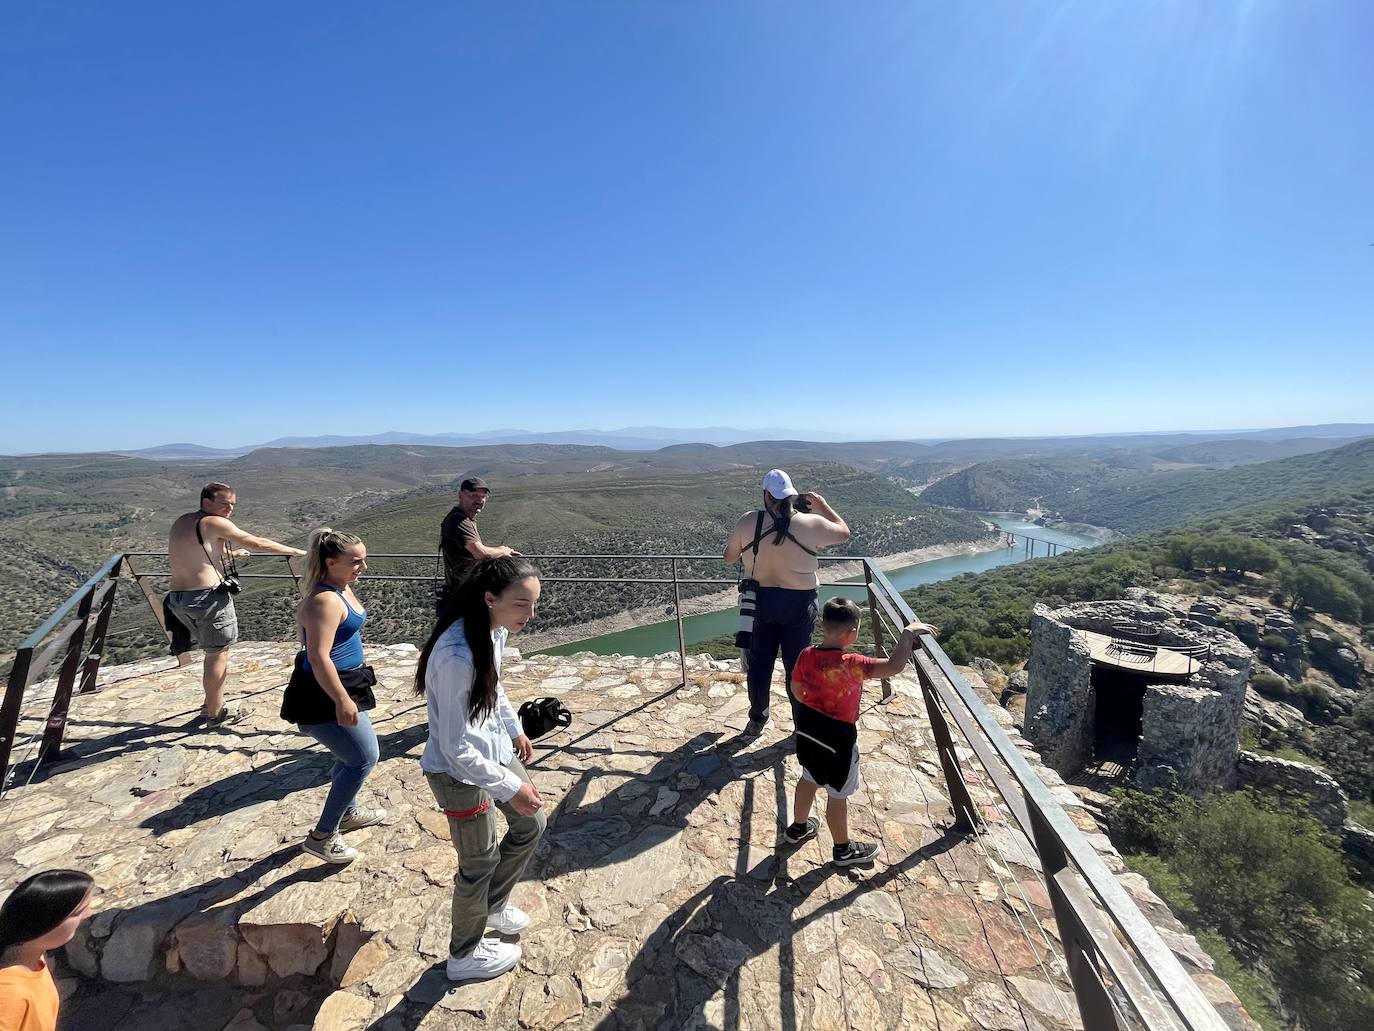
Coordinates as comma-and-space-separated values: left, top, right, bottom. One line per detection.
724, 469, 851, 736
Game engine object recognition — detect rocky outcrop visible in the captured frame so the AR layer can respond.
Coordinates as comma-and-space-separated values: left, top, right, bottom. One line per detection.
1236, 752, 1348, 830
1307, 630, 1366, 691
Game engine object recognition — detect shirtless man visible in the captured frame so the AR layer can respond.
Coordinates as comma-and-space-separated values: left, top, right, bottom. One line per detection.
167, 482, 305, 724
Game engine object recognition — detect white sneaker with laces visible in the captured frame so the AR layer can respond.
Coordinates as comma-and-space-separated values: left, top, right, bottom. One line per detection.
486, 902, 530, 935
446, 939, 521, 981
339, 807, 387, 833
302, 832, 358, 864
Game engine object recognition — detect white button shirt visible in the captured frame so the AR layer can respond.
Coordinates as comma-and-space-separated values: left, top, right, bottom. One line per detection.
419, 621, 524, 801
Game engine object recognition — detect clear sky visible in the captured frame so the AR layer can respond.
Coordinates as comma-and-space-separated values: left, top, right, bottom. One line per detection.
2, 3, 1371, 453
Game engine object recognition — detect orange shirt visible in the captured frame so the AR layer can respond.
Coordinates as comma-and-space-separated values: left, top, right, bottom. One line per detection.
791, 646, 879, 724
0, 959, 59, 1031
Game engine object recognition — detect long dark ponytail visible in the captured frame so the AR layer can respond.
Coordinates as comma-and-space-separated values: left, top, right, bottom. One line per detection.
415, 556, 540, 722
0, 869, 94, 955
765, 493, 796, 545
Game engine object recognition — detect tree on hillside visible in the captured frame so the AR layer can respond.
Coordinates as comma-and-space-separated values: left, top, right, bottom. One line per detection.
1282, 564, 1364, 622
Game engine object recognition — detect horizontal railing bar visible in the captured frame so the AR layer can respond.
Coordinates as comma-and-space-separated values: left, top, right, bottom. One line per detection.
23, 621, 85, 692
123, 550, 876, 563
20, 553, 124, 651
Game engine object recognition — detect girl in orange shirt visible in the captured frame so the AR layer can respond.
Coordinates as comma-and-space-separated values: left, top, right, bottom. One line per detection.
0, 870, 94, 1031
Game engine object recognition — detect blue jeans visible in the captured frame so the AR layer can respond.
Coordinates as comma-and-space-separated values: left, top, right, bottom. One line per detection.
300, 711, 379, 834
746, 587, 817, 723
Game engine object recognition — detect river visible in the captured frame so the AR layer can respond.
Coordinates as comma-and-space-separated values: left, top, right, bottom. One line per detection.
534, 517, 1100, 657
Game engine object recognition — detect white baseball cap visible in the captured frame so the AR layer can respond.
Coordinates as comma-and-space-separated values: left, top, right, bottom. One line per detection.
762, 469, 798, 499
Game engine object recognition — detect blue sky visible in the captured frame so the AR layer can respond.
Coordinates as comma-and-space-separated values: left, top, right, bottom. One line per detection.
2, 2, 1371, 452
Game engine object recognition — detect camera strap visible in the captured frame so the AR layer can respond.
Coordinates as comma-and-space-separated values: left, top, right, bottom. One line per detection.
739, 509, 817, 560
195, 513, 238, 588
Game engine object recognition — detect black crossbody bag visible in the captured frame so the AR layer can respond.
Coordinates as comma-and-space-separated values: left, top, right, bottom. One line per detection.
281, 651, 378, 725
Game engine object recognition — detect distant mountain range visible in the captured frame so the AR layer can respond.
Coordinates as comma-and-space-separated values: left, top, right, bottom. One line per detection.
102, 426, 854, 460
48, 422, 1374, 462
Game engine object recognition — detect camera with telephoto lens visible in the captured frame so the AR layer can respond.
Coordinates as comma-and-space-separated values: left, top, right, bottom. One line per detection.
218, 576, 243, 595
794, 493, 812, 513
735, 577, 758, 647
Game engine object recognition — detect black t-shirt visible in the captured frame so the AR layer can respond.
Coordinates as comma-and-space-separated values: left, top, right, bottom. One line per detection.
440, 508, 481, 586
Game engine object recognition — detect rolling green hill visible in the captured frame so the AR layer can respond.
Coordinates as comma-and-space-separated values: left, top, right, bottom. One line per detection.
1050, 437, 1374, 533
919, 455, 1155, 512
3, 457, 990, 662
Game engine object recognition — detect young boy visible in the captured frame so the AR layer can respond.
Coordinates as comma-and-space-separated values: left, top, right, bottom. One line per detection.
784, 598, 937, 866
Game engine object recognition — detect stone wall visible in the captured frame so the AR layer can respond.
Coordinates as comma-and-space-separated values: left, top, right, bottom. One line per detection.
1235, 751, 1348, 830
1138, 686, 1237, 792
1023, 604, 1094, 774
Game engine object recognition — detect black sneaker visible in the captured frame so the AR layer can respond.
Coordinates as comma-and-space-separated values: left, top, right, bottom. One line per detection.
832, 841, 879, 867
782, 817, 819, 846
741, 719, 766, 738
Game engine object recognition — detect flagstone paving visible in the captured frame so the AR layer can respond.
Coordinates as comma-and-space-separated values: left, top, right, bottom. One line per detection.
0, 642, 1255, 1030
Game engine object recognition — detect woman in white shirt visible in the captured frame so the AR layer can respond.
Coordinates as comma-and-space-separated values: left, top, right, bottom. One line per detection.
416, 556, 544, 983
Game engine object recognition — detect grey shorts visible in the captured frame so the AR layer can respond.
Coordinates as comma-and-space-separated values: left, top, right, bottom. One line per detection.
166, 588, 239, 654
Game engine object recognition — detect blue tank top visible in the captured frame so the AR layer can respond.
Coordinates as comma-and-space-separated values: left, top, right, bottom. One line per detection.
302, 584, 366, 672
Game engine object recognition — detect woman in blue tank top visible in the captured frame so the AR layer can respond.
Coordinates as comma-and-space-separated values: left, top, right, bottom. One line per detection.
292, 528, 384, 864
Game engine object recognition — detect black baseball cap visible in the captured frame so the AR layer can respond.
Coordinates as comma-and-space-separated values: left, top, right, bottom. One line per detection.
460, 477, 490, 493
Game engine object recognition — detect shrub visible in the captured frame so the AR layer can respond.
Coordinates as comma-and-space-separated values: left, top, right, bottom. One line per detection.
1111, 789, 1374, 1031
1250, 672, 1292, 698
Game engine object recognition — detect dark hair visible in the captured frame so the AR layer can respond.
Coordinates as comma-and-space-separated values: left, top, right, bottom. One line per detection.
415, 557, 540, 723
822, 597, 862, 628
0, 869, 94, 955
764, 493, 796, 544
200, 481, 233, 503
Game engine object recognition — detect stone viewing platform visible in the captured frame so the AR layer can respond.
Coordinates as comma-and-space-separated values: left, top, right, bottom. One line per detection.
1, 642, 1255, 1031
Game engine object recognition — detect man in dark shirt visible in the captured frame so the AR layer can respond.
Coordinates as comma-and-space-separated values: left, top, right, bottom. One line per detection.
437, 477, 520, 611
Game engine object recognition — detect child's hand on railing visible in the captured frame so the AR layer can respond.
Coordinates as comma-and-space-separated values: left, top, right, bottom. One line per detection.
904, 620, 939, 638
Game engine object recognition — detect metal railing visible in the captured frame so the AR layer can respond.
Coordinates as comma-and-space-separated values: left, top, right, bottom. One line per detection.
0, 549, 1230, 1031
0, 555, 124, 796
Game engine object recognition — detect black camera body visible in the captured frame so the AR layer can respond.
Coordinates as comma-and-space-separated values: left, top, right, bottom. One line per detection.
218, 576, 243, 595
794, 494, 812, 513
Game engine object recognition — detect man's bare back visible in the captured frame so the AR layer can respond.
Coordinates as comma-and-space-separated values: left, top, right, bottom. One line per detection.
168, 510, 230, 591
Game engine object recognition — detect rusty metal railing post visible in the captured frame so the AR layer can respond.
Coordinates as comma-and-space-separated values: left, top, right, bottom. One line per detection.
78, 564, 121, 696
914, 658, 980, 834
0, 648, 34, 793
40, 583, 99, 765
285, 554, 302, 593
671, 558, 688, 687
863, 561, 893, 701
123, 553, 171, 641
1027, 799, 1127, 1031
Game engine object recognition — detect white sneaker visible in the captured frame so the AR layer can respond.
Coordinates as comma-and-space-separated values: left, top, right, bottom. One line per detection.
486, 902, 530, 935
446, 939, 521, 981
339, 807, 387, 832
302, 832, 358, 864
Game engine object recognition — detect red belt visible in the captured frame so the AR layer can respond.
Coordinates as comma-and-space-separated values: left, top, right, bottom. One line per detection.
444, 799, 491, 820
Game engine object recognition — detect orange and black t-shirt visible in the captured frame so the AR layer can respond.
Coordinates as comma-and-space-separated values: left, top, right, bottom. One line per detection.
791, 646, 879, 725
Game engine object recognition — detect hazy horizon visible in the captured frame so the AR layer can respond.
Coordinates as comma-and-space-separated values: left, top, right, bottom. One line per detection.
7, 420, 1374, 458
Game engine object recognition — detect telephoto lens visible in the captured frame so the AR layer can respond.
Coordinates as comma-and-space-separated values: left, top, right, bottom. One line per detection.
735, 579, 758, 647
